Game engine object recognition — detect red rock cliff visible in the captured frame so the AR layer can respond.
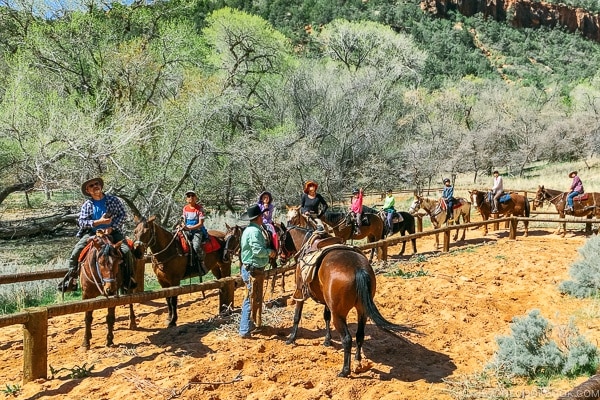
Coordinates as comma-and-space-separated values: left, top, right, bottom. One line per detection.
421, 0, 600, 42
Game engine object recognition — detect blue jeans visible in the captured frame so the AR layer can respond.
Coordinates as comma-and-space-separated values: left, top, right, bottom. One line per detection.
239, 266, 253, 336
567, 191, 580, 208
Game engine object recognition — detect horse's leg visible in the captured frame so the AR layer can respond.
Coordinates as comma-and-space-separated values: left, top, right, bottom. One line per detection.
399, 232, 406, 256
331, 314, 352, 378
83, 310, 93, 350
128, 304, 137, 330
355, 312, 367, 363
523, 219, 529, 237
106, 307, 115, 347
166, 296, 178, 328
411, 238, 417, 254
323, 306, 332, 347
286, 300, 305, 345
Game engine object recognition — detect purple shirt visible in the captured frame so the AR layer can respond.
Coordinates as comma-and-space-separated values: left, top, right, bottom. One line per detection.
570, 176, 583, 193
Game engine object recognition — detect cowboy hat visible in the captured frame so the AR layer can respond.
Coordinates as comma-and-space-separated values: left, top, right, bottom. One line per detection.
81, 177, 104, 197
568, 171, 577, 178
240, 204, 266, 221
303, 180, 318, 194
185, 190, 197, 197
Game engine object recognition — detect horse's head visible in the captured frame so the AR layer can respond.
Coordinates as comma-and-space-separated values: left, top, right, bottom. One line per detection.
408, 196, 422, 215
223, 223, 243, 262
533, 185, 546, 208
286, 206, 302, 227
89, 236, 122, 296
133, 215, 156, 247
469, 190, 484, 208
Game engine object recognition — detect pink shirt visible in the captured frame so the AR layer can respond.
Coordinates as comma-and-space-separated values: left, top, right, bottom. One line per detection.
350, 190, 363, 213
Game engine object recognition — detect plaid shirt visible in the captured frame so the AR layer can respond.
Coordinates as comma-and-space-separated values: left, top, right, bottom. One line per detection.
78, 194, 127, 231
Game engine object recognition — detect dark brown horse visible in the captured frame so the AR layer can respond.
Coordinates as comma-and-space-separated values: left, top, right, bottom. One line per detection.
469, 189, 530, 236
286, 206, 385, 260
534, 186, 600, 236
408, 195, 471, 249
280, 225, 418, 377
132, 216, 240, 327
378, 210, 417, 255
80, 233, 123, 349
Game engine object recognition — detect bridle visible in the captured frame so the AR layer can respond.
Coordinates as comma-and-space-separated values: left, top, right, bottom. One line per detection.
81, 240, 119, 297
278, 225, 312, 262
135, 219, 179, 259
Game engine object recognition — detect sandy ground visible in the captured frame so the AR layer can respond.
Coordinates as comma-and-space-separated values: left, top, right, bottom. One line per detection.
0, 222, 598, 400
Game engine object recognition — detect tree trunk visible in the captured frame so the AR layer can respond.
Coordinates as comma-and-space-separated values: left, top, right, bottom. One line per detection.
0, 213, 77, 239
0, 181, 35, 207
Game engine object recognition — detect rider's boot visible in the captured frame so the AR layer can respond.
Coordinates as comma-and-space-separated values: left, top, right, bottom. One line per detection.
492, 200, 499, 213
198, 248, 208, 276
57, 260, 79, 293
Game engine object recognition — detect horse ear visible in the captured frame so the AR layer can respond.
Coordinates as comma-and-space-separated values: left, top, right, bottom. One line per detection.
148, 215, 156, 223
225, 223, 231, 229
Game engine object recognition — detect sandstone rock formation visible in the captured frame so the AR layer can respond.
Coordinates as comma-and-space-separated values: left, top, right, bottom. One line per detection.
421, 0, 600, 42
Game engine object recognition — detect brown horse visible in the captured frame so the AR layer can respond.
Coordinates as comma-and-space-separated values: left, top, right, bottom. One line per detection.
408, 195, 471, 248
286, 206, 385, 260
80, 233, 123, 349
280, 225, 418, 377
132, 216, 240, 327
533, 186, 599, 236
469, 189, 530, 236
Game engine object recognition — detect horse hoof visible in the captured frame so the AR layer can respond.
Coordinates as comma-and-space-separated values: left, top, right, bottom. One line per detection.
337, 370, 350, 378
285, 338, 295, 345
323, 339, 332, 347
167, 322, 177, 328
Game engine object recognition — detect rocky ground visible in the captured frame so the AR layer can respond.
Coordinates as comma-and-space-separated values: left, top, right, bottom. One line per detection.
0, 222, 598, 400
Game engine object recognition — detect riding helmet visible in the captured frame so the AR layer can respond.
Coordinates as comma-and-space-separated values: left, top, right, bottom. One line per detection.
352, 188, 360, 195
443, 178, 450, 184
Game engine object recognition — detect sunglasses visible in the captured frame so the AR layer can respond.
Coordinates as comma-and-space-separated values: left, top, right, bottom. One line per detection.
87, 182, 101, 189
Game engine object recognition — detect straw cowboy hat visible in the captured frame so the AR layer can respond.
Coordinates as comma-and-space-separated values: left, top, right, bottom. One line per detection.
81, 177, 104, 197
568, 171, 577, 178
303, 180, 318, 194
240, 204, 266, 221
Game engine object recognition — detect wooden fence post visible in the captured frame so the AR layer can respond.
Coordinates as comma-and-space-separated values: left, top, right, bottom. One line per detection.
23, 307, 48, 384
382, 242, 388, 262
443, 229, 450, 252
219, 277, 236, 313
509, 217, 517, 240
416, 216, 423, 232
492, 213, 499, 231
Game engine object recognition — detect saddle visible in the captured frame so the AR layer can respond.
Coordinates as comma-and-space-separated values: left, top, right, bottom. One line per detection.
573, 193, 589, 201
177, 232, 221, 255
293, 243, 360, 302
439, 198, 461, 211
345, 212, 371, 227
78, 235, 134, 262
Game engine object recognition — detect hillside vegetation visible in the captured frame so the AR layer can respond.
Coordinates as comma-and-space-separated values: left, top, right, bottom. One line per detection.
1, 0, 599, 222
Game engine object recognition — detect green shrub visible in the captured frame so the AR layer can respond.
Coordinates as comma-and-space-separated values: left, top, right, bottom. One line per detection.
559, 235, 600, 298
488, 310, 598, 380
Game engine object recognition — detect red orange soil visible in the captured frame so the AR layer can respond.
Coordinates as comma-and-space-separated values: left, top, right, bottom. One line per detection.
0, 225, 596, 400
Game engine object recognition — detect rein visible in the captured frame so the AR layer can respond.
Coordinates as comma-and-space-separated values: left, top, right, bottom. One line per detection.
145, 222, 180, 258
81, 244, 117, 298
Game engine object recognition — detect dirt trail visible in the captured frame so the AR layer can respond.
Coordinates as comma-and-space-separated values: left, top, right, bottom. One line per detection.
0, 225, 596, 400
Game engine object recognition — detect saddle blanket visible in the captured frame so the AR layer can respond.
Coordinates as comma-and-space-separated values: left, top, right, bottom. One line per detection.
574, 193, 589, 201
178, 232, 221, 255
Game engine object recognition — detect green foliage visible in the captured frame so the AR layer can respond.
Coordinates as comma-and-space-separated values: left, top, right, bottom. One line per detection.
1, 383, 21, 396
559, 235, 600, 298
488, 310, 599, 380
50, 363, 95, 379
387, 267, 429, 278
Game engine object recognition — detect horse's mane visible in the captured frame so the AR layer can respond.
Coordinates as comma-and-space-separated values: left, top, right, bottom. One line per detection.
324, 211, 345, 224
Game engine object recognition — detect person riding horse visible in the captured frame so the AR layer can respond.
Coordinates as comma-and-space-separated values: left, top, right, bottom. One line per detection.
442, 178, 455, 223
349, 188, 363, 235
566, 170, 584, 214
382, 189, 402, 231
300, 180, 328, 231
490, 170, 503, 213
58, 177, 136, 293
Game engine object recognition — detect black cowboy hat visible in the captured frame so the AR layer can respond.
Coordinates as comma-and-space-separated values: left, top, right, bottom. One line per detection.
568, 171, 577, 178
240, 204, 266, 221
81, 177, 104, 197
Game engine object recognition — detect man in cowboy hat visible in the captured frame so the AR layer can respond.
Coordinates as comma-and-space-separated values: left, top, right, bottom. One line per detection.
300, 180, 328, 230
238, 204, 276, 338
58, 177, 134, 292
442, 178, 455, 223
490, 170, 503, 213
566, 170, 584, 214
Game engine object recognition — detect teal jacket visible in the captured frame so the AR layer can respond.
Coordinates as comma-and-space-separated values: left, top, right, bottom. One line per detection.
240, 222, 271, 268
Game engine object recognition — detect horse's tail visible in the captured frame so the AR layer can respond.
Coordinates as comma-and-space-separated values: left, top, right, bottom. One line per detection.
355, 268, 419, 334
524, 196, 531, 217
